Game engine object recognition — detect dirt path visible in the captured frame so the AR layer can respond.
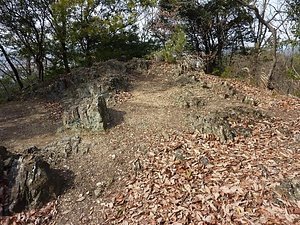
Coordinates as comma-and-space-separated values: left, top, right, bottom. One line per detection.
0, 100, 61, 150
0, 67, 193, 224
51, 71, 197, 224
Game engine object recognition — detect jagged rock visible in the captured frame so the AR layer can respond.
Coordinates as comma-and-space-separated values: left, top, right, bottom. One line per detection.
23, 146, 40, 154
192, 112, 234, 142
126, 58, 152, 73
175, 75, 198, 86
70, 60, 131, 99
213, 82, 258, 106
75, 74, 129, 99
45, 136, 86, 159
34, 59, 138, 101
273, 178, 300, 204
174, 90, 206, 108
189, 106, 267, 142
0, 147, 62, 215
62, 95, 109, 131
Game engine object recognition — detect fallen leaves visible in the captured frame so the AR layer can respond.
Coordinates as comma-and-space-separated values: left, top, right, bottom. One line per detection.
43, 101, 63, 122
2, 63, 300, 224
113, 91, 132, 104
0, 202, 57, 225
101, 95, 300, 224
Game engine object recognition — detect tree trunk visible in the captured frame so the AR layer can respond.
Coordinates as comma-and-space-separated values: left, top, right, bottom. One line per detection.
267, 26, 277, 89
35, 53, 44, 82
36, 60, 44, 82
61, 42, 71, 73
236, 0, 277, 89
27, 57, 32, 77
0, 43, 24, 90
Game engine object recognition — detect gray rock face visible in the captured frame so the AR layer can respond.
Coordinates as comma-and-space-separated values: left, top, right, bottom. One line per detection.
274, 178, 300, 203
213, 82, 258, 106
174, 89, 207, 108
45, 136, 90, 160
193, 112, 235, 142
189, 106, 266, 142
0, 146, 62, 215
61, 62, 130, 131
62, 94, 109, 131
34, 59, 135, 100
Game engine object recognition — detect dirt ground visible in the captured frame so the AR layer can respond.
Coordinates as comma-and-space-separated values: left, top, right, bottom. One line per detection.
0, 64, 192, 224
0, 62, 299, 224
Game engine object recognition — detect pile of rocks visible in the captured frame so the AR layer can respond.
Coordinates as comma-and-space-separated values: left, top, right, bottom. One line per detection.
0, 146, 62, 216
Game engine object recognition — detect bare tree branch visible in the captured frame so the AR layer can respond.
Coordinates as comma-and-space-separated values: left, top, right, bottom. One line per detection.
236, 0, 277, 89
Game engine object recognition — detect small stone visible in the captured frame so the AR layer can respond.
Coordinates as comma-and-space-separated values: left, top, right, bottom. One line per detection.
162, 132, 170, 140
94, 189, 103, 198
96, 182, 103, 187
133, 159, 142, 171
199, 156, 210, 166
76, 196, 86, 202
62, 209, 72, 215
174, 149, 184, 161
3, 157, 12, 167
63, 165, 70, 169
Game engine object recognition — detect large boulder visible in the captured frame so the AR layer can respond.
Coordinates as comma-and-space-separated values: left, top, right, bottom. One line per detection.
0, 146, 63, 215
62, 94, 109, 131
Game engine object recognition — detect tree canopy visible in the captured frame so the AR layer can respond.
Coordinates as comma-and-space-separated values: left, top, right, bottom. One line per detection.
0, 0, 299, 97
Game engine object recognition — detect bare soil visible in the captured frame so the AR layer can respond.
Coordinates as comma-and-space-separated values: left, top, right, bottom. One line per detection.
0, 62, 299, 224
0, 63, 190, 224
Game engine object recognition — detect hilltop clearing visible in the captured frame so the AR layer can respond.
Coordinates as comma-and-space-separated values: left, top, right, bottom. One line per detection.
0, 61, 300, 224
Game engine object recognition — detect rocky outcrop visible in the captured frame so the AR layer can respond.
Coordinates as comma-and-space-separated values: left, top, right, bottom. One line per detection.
37, 59, 152, 101
62, 94, 109, 131
45, 136, 90, 161
274, 178, 300, 202
189, 106, 267, 142
0, 146, 62, 215
60, 59, 145, 131
212, 82, 258, 106
174, 89, 207, 108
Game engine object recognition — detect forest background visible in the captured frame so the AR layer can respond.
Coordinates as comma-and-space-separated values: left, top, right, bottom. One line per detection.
0, 0, 299, 100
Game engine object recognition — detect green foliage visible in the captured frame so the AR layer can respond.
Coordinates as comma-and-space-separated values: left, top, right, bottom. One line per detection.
285, 53, 300, 80
0, 0, 52, 81
156, 0, 254, 73
0, 0, 158, 89
221, 66, 234, 78
159, 29, 187, 63
285, 68, 300, 80
0, 75, 18, 103
286, 0, 300, 44
49, 0, 158, 67
212, 69, 221, 76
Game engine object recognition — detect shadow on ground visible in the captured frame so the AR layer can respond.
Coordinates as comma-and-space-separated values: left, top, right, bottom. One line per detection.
107, 108, 126, 129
